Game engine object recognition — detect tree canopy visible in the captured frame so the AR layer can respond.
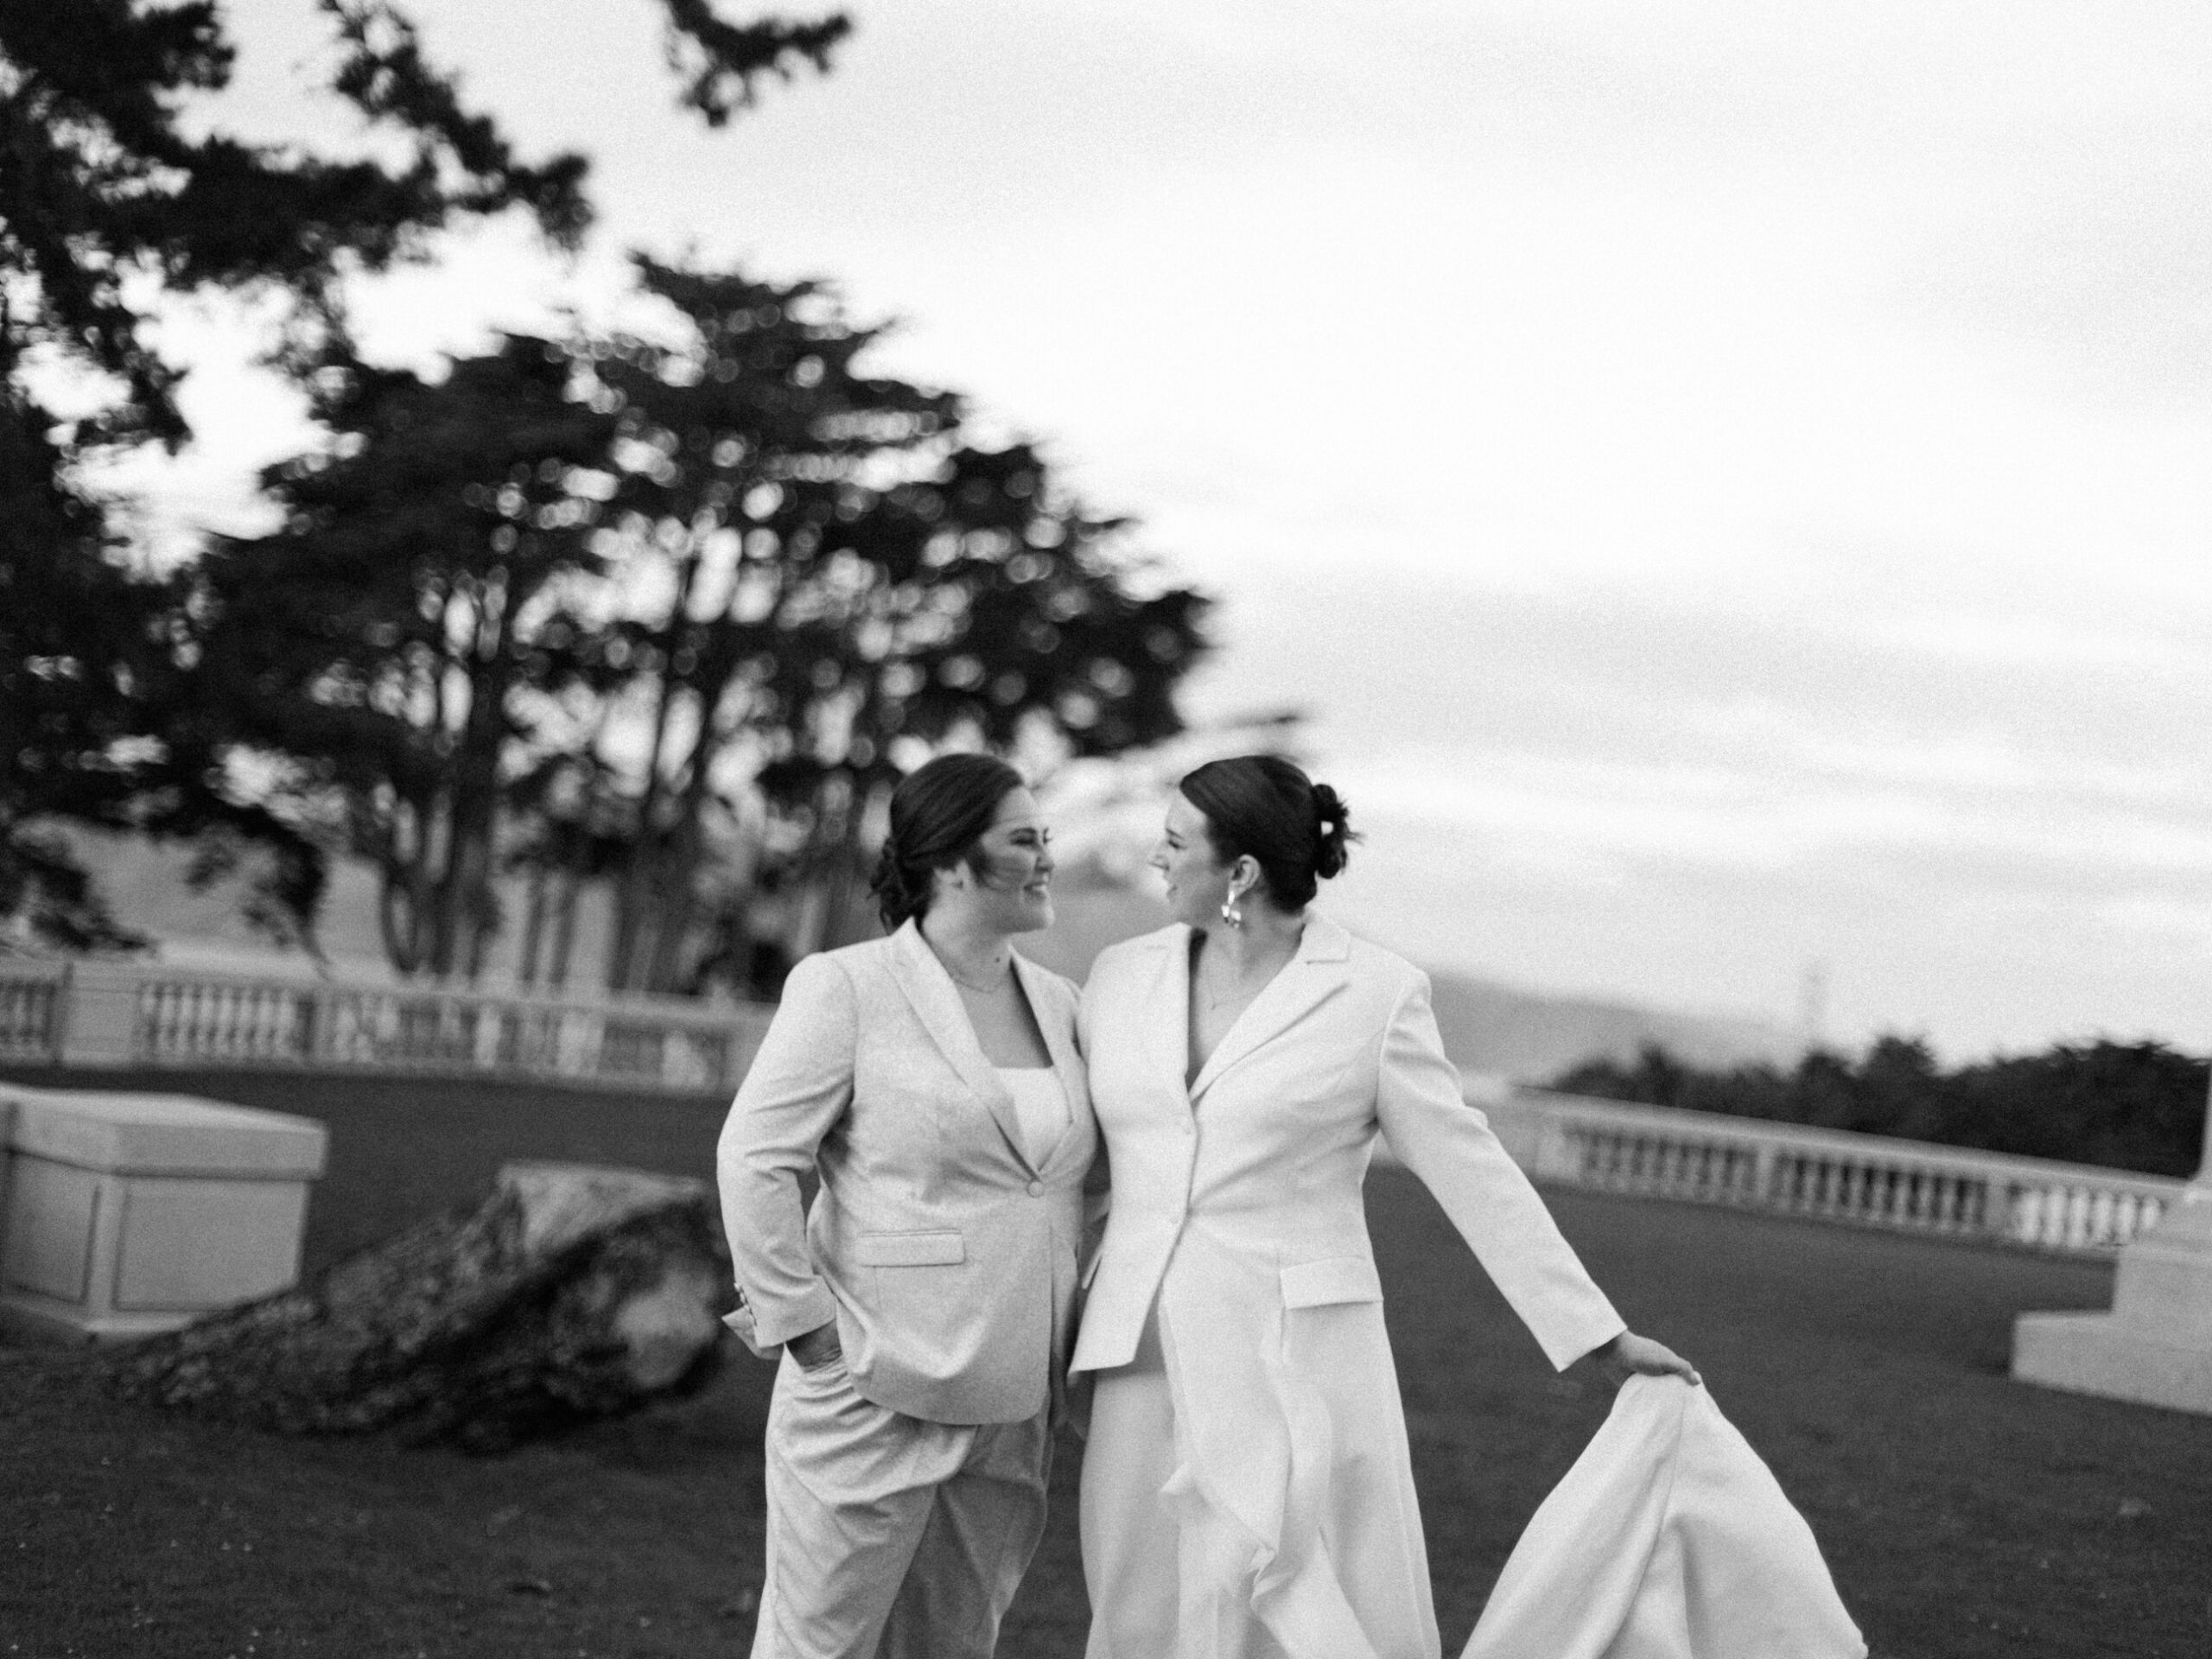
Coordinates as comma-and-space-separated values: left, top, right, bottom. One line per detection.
582, 260, 1210, 990
193, 334, 620, 976
1550, 1036, 2209, 1178
0, 0, 846, 951
0, 0, 846, 448
187, 263, 1212, 991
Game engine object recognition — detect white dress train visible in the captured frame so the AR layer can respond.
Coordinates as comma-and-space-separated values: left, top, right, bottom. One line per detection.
1463, 1376, 1866, 1659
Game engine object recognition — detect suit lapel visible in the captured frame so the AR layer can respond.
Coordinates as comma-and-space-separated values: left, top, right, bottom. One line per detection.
1152, 924, 1197, 1099
1188, 913, 1353, 1101
887, 920, 1032, 1170
1014, 950, 1090, 1170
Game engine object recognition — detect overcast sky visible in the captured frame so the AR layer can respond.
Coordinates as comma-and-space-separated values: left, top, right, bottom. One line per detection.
134, 0, 2212, 1056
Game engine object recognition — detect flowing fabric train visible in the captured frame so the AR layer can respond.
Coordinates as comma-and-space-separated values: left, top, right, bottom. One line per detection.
1464, 1376, 1866, 1659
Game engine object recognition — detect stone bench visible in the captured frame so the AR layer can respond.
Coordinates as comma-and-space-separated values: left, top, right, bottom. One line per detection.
0, 1084, 327, 1342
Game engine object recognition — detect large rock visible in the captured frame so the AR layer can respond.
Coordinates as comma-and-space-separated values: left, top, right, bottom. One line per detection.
107, 1161, 730, 1450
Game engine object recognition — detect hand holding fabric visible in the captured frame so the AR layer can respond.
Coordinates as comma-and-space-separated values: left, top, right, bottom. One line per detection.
1587, 1330, 1701, 1389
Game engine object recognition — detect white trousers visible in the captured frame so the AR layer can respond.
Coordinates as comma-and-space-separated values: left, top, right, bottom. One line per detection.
752, 1351, 1052, 1659
1078, 1312, 1298, 1659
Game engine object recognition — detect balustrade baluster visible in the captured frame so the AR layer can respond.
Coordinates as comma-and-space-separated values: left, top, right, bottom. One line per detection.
2008, 1185, 2037, 1247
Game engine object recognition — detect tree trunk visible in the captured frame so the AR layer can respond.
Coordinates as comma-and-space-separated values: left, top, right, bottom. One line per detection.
788, 773, 859, 957
819, 791, 884, 950
378, 861, 429, 976
608, 596, 697, 992
517, 863, 549, 988
547, 868, 580, 991
439, 645, 512, 983
642, 728, 721, 993
105, 1164, 733, 1452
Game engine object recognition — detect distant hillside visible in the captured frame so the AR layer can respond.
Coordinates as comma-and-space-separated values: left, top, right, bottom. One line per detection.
48, 830, 1796, 1079
1014, 875, 1799, 1081
1416, 969, 1797, 1082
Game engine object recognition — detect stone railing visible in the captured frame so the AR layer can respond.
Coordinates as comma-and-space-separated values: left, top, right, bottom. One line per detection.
0, 963, 66, 1065
0, 959, 773, 1096
3, 961, 2183, 1254
1471, 1087, 2184, 1260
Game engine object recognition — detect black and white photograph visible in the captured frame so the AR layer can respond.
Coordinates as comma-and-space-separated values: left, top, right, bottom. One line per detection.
3, 3, 2209, 1655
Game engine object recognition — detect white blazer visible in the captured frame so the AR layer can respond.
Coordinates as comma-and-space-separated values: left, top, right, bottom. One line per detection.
716, 919, 1096, 1425
1075, 917, 1626, 1658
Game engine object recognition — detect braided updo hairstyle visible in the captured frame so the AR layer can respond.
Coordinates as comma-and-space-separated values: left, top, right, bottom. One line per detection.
870, 753, 1028, 931
1177, 754, 1357, 911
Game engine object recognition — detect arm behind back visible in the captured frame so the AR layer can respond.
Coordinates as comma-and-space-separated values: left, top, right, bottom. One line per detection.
716, 951, 855, 1348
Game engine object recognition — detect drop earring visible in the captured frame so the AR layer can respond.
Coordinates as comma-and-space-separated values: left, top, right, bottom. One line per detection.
1219, 891, 1244, 929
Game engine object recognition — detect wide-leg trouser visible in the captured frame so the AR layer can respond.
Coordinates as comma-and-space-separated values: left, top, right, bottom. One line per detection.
1078, 1311, 1295, 1659
752, 1351, 1052, 1659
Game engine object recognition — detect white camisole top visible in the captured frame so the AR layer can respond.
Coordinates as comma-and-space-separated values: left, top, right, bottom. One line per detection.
995, 1065, 1070, 1166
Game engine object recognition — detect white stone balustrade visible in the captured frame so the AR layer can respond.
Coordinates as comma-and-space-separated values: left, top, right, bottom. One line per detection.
0, 1083, 327, 1341
2, 961, 2190, 1269
1461, 1086, 2183, 1260
0, 959, 775, 1095
0, 963, 65, 1065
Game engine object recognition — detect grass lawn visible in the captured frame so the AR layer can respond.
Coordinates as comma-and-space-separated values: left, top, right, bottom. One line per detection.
3, 1071, 2210, 1656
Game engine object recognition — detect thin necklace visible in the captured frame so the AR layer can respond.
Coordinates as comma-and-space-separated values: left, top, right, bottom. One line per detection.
941, 954, 1013, 993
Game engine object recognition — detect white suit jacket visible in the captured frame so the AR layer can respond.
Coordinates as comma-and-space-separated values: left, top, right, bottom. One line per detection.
716, 919, 1096, 1424
1465, 1376, 1867, 1659
1071, 918, 1629, 1659
1073, 916, 1624, 1376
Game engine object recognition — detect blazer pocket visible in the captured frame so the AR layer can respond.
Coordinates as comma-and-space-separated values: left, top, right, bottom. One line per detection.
1280, 1255, 1383, 1309
855, 1230, 967, 1268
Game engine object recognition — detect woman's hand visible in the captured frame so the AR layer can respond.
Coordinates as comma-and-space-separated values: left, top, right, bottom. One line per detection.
1586, 1330, 1700, 1389
788, 1320, 844, 1371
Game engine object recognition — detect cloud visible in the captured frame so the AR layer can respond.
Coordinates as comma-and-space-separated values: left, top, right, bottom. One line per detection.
1185, 561, 2212, 1052
161, 2, 2212, 1056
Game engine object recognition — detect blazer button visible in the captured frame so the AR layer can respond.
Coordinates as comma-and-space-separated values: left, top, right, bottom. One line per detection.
1026, 1179, 1045, 1198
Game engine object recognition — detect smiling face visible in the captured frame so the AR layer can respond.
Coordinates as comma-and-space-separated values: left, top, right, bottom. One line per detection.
934, 785, 1055, 937
1150, 791, 1250, 930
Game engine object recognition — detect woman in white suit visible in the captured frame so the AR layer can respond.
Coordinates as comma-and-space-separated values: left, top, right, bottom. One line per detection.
1075, 755, 1695, 1659
718, 753, 1096, 1659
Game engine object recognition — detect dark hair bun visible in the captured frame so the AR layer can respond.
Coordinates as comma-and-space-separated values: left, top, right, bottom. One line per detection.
1178, 754, 1358, 911
1309, 783, 1353, 879
868, 837, 930, 931
869, 753, 1027, 931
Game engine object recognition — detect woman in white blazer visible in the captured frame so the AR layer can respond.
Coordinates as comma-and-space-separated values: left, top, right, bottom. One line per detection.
718, 754, 1097, 1659
1075, 755, 1695, 1659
